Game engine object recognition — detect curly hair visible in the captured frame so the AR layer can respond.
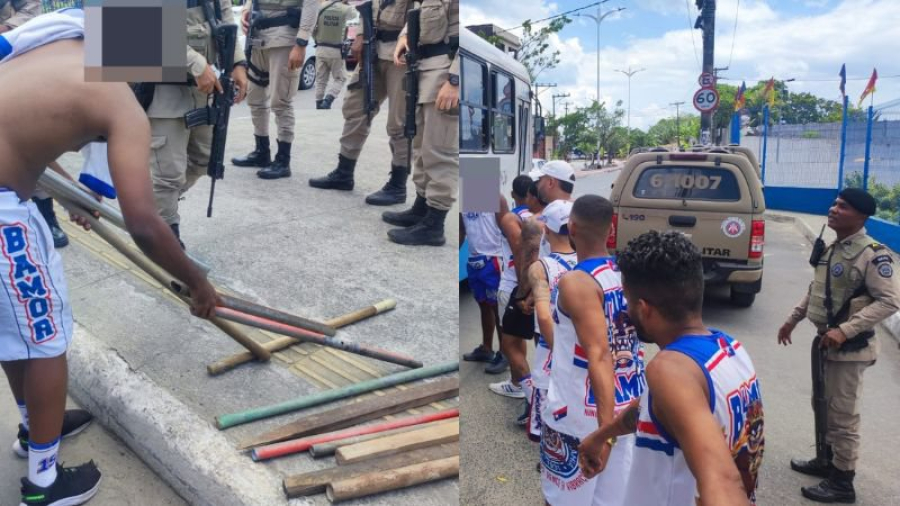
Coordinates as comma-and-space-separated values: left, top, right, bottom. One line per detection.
617, 230, 704, 322
512, 175, 533, 200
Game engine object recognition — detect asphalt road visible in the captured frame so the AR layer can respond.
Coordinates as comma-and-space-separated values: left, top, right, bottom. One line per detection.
459, 171, 900, 506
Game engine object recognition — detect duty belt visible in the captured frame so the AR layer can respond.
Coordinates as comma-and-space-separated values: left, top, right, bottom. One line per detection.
315, 42, 343, 48
254, 7, 301, 30
418, 41, 452, 59
376, 29, 400, 42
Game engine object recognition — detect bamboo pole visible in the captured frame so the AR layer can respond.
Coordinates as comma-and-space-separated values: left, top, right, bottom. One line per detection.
325, 456, 460, 503
335, 419, 459, 465
309, 418, 456, 459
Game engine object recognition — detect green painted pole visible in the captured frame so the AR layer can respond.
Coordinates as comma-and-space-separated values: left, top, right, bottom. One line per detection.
216, 361, 459, 429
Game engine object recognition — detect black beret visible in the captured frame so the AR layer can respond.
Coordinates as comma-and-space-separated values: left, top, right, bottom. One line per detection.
838, 188, 877, 216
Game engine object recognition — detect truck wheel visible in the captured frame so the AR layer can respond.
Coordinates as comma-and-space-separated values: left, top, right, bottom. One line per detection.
730, 287, 756, 308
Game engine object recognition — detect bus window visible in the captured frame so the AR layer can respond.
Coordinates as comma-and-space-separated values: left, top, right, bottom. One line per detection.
461, 55, 488, 152
492, 72, 515, 153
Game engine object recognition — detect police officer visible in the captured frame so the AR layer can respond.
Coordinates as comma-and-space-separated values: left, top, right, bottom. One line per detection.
308, 0, 415, 207
313, 0, 352, 110
778, 188, 900, 503
145, 0, 248, 245
383, 0, 457, 246
232, 0, 317, 179
0, 0, 67, 247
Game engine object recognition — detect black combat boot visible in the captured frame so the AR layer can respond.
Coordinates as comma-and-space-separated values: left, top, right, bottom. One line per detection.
32, 197, 68, 248
791, 446, 835, 478
801, 468, 856, 503
257, 141, 292, 179
320, 94, 336, 109
365, 165, 408, 206
232, 135, 271, 168
315, 99, 324, 109
308, 154, 356, 190
387, 205, 447, 246
169, 223, 185, 250
382, 194, 427, 227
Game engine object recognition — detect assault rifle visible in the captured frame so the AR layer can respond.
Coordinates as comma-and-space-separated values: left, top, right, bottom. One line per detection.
402, 8, 421, 173
184, 0, 237, 218
357, 1, 377, 126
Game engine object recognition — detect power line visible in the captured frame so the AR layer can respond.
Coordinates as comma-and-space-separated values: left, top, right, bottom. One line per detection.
718, 74, 900, 83
727, 0, 740, 69
501, 1, 607, 33
685, 0, 701, 72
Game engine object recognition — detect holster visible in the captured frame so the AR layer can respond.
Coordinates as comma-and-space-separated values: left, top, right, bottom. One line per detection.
837, 329, 874, 353
130, 82, 156, 111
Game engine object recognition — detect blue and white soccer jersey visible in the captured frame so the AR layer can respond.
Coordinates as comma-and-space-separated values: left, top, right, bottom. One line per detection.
622, 331, 764, 506
0, 190, 73, 361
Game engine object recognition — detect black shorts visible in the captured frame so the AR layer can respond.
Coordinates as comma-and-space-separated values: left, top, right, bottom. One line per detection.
502, 292, 534, 340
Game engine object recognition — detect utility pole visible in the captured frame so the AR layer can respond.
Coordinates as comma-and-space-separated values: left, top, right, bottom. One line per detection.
696, 0, 716, 144
534, 83, 558, 97
551, 93, 570, 117
614, 66, 646, 153
671, 101, 685, 149
564, 102, 572, 117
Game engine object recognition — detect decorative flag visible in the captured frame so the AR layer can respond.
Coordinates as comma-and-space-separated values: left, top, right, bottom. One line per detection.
839, 64, 846, 99
734, 81, 746, 111
764, 77, 775, 107
858, 68, 878, 107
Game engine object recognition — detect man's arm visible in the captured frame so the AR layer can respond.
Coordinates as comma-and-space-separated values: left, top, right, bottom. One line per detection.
498, 212, 522, 265
2, 0, 40, 31
528, 261, 553, 346
650, 352, 751, 506
103, 89, 218, 318
838, 251, 900, 340
579, 398, 640, 477
779, 283, 812, 345
516, 217, 542, 296
295, 0, 318, 46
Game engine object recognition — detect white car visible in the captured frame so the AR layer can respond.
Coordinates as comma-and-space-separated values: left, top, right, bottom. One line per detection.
232, 6, 317, 91
532, 158, 547, 170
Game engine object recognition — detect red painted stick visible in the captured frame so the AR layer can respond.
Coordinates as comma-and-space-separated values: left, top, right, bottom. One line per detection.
251, 408, 459, 462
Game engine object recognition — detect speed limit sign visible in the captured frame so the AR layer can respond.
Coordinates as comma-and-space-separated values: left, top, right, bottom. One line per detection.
693, 88, 720, 112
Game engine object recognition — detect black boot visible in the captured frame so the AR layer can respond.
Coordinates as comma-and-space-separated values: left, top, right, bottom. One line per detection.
232, 135, 271, 168
366, 164, 408, 206
169, 223, 185, 250
315, 99, 324, 109
257, 141, 292, 179
321, 94, 335, 109
32, 197, 68, 248
801, 468, 856, 503
791, 446, 835, 478
308, 154, 356, 190
382, 194, 427, 227
387, 205, 447, 246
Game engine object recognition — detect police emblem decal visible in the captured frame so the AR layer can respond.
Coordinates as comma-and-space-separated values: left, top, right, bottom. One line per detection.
721, 217, 746, 238
832, 263, 844, 277
879, 263, 893, 278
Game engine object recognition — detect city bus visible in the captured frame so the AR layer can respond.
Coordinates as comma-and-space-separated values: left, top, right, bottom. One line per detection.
459, 27, 537, 281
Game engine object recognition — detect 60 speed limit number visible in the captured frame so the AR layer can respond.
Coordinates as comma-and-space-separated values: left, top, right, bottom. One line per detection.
693, 88, 719, 112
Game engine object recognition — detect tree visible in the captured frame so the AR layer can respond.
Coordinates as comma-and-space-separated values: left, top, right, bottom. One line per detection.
479, 17, 572, 81
648, 115, 700, 148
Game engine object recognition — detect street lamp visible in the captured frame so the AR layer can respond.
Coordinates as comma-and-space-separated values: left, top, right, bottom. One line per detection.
574, 3, 626, 166
614, 66, 646, 153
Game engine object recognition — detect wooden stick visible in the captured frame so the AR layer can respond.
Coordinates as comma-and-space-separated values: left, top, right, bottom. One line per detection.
238, 376, 458, 450
283, 444, 458, 498
58, 198, 270, 361
335, 419, 459, 465
326, 455, 459, 503
310, 418, 456, 459
206, 299, 396, 375
251, 408, 458, 461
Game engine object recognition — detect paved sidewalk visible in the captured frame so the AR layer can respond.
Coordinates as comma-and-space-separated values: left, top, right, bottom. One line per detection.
0, 371, 186, 506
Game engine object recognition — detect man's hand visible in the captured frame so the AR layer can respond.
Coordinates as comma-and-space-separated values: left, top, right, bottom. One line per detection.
289, 45, 306, 71
777, 322, 795, 346
197, 65, 223, 94
393, 35, 408, 66
241, 8, 250, 35
578, 432, 613, 479
436, 81, 459, 111
233, 65, 248, 103
188, 278, 219, 320
820, 327, 848, 349
351, 34, 363, 62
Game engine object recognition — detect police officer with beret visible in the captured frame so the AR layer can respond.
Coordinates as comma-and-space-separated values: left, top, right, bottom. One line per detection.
778, 188, 900, 503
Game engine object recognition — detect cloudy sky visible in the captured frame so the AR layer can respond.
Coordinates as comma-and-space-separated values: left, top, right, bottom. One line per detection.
462, 0, 900, 130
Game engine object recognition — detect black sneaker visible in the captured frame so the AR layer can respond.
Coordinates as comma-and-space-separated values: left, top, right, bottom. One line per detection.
462, 345, 494, 362
485, 352, 509, 375
14, 410, 94, 458
20, 461, 102, 506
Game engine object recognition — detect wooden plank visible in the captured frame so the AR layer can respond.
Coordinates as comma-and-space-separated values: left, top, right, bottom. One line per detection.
239, 376, 458, 450
326, 455, 459, 503
309, 418, 456, 458
336, 420, 459, 465
283, 443, 458, 498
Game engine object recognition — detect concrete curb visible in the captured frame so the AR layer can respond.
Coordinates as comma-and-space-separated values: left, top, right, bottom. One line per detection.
768, 211, 900, 344
67, 324, 294, 506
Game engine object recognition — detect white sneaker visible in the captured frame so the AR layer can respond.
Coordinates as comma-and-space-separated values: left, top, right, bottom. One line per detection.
489, 380, 525, 399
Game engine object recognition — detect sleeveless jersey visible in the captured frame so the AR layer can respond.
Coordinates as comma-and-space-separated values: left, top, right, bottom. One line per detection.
543, 257, 646, 438
498, 205, 533, 293
623, 331, 764, 506
532, 251, 577, 391
462, 212, 502, 258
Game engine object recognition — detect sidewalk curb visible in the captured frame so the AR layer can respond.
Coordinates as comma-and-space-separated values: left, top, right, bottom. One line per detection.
67, 324, 292, 506
768, 211, 900, 344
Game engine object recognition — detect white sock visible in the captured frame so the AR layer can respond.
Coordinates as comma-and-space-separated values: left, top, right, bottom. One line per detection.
519, 374, 534, 401
28, 438, 59, 488
17, 402, 29, 430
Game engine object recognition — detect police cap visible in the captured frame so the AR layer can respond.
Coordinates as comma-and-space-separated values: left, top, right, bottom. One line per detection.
838, 188, 877, 216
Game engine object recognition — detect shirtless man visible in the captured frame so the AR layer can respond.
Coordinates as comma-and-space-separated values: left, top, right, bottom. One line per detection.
0, 38, 218, 505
